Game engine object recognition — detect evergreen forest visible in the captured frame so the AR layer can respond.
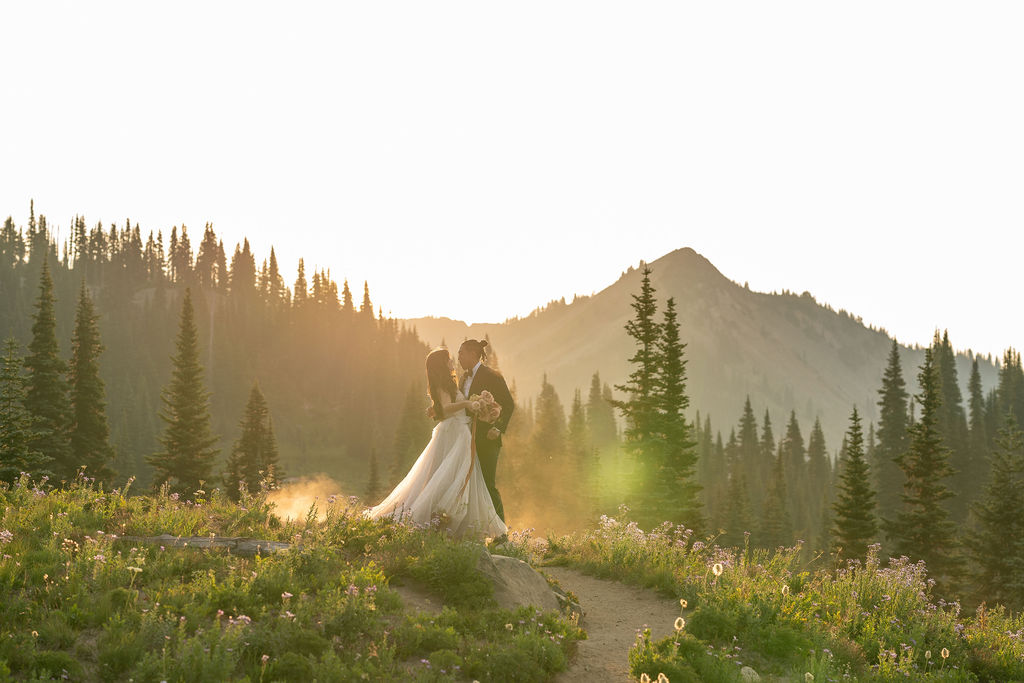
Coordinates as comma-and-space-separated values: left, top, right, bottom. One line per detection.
3, 203, 1024, 606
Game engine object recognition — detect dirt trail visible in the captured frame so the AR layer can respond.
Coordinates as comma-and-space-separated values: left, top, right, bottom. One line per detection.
543, 566, 682, 682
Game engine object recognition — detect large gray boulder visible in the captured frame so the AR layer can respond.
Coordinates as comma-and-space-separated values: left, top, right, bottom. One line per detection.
477, 551, 561, 612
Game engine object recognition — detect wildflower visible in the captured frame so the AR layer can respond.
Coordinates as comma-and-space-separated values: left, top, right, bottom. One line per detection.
261, 654, 270, 663
0, 530, 12, 545
925, 650, 931, 659
679, 598, 688, 608
712, 562, 724, 577
282, 592, 293, 600
658, 674, 669, 683
640, 675, 651, 683
805, 674, 813, 682
674, 617, 685, 631
31, 630, 38, 638
505, 623, 513, 631
941, 648, 949, 659
781, 585, 790, 596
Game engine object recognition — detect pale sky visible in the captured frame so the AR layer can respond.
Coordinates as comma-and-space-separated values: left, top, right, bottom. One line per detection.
2, 2, 1022, 358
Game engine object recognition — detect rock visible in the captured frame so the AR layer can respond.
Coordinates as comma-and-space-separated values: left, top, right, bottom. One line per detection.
477, 551, 561, 612
740, 666, 761, 682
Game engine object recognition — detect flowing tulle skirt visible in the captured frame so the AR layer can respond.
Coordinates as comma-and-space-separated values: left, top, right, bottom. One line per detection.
366, 414, 507, 540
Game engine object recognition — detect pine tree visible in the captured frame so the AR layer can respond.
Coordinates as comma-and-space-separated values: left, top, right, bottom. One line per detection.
967, 357, 990, 502
23, 257, 72, 476
969, 412, 1024, 610
148, 289, 219, 497
532, 375, 566, 456
761, 443, 792, 548
831, 406, 878, 559
567, 388, 590, 461
341, 280, 354, 314
721, 430, 752, 544
933, 331, 971, 522
586, 371, 618, 451
780, 411, 807, 537
0, 338, 49, 484
610, 266, 661, 460
292, 258, 308, 307
886, 347, 962, 589
194, 223, 219, 289
67, 281, 115, 484
806, 417, 830, 536
653, 296, 701, 526
875, 339, 909, 528
222, 381, 282, 500
360, 281, 374, 322
736, 397, 761, 514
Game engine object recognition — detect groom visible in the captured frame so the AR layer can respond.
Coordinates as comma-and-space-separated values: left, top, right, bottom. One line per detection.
458, 339, 515, 528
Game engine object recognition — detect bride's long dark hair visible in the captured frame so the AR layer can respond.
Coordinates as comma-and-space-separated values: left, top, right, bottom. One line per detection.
426, 348, 458, 421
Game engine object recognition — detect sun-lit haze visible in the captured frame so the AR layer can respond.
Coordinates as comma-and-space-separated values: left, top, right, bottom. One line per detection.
2, 2, 1022, 357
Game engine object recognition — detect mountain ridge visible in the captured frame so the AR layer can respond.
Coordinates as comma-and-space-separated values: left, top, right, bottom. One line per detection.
404, 247, 998, 448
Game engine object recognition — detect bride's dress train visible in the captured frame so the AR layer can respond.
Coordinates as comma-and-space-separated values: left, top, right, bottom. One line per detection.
366, 394, 507, 540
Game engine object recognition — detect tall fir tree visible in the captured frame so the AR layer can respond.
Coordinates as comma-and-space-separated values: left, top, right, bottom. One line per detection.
831, 406, 878, 559
292, 258, 308, 308
586, 371, 618, 451
933, 331, 971, 522
23, 257, 72, 476
969, 412, 1024, 611
653, 296, 701, 527
874, 339, 909, 528
966, 357, 990, 501
67, 281, 115, 484
780, 411, 807, 537
532, 375, 566, 456
148, 289, 220, 496
805, 417, 830, 537
567, 388, 590, 462
886, 347, 963, 589
736, 397, 761, 516
721, 430, 752, 543
0, 338, 49, 484
610, 266, 661, 459
222, 381, 282, 500
761, 442, 792, 548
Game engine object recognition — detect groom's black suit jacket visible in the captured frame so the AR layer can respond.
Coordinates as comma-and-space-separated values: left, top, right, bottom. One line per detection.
466, 364, 515, 447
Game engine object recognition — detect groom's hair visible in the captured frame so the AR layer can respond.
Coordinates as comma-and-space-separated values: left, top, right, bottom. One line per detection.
460, 339, 488, 360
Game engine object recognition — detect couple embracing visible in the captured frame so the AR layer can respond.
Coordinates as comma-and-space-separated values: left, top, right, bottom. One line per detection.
367, 339, 514, 543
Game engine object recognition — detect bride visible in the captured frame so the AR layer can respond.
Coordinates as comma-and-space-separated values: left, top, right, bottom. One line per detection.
366, 347, 507, 540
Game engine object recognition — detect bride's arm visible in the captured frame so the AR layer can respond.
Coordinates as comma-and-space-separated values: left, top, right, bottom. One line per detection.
436, 392, 472, 418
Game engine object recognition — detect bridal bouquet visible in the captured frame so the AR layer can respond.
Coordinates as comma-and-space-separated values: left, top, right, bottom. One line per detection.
468, 390, 502, 423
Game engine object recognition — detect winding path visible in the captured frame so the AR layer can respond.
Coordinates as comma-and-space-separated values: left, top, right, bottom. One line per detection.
543, 566, 682, 682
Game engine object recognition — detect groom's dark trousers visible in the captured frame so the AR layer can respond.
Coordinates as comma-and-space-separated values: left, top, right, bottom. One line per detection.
468, 364, 515, 523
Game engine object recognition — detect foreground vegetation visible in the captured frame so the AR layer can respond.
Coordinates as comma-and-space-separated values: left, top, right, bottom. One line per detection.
526, 506, 1024, 682
5, 473, 1024, 682
0, 474, 582, 681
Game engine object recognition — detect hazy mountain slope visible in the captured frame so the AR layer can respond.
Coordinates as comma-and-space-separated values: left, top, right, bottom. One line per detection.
407, 248, 997, 447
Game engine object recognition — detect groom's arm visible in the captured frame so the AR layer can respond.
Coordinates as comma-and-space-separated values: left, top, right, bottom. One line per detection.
489, 371, 515, 434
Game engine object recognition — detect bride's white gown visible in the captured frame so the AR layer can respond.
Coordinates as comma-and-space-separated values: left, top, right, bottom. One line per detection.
367, 392, 507, 540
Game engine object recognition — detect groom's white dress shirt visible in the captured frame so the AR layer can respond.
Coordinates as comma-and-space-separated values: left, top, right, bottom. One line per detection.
463, 360, 482, 396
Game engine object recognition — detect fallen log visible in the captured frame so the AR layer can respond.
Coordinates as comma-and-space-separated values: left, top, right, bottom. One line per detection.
118, 533, 291, 556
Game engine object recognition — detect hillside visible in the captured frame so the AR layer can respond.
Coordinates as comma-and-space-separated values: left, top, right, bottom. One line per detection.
407, 248, 998, 446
